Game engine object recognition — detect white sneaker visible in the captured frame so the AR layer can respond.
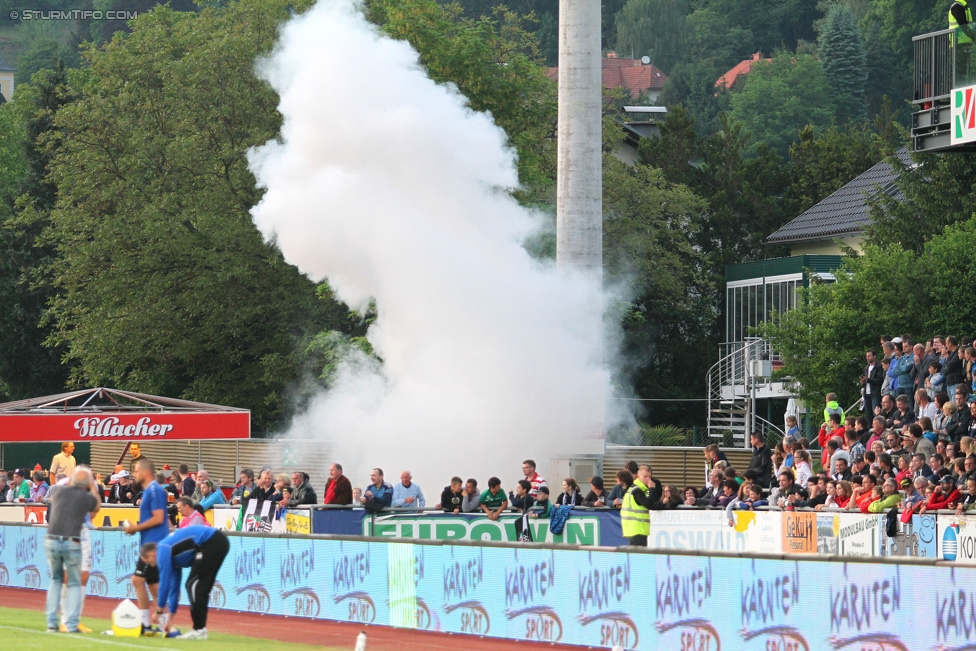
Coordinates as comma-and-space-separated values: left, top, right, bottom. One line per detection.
177, 629, 208, 640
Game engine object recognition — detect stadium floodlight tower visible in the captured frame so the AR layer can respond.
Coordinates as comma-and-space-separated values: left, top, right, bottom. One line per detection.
556, 0, 602, 276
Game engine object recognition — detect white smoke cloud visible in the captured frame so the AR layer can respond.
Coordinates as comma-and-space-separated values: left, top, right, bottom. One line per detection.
247, 0, 610, 494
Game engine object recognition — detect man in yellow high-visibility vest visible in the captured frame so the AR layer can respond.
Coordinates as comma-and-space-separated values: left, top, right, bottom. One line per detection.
620, 465, 661, 546
951, 0, 976, 83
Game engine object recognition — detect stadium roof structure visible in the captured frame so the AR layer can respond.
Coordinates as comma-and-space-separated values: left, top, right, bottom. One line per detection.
766, 149, 913, 245
0, 387, 250, 442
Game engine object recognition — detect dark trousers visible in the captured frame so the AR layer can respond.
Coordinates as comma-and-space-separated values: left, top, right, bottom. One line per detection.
186, 531, 229, 630
864, 393, 881, 417
628, 534, 647, 546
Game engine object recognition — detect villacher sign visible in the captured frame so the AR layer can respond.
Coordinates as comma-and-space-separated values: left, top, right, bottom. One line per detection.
0, 387, 250, 442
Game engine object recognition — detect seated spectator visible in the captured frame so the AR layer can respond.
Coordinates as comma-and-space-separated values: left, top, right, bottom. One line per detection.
968, 401, 976, 439
850, 454, 870, 478
930, 453, 950, 480
717, 480, 738, 507
531, 486, 552, 519
851, 474, 878, 509
919, 417, 938, 445
878, 392, 896, 422
352, 487, 363, 504
959, 455, 976, 489
582, 476, 607, 507
438, 476, 464, 513
697, 469, 723, 506
726, 483, 767, 526
833, 480, 853, 509
866, 417, 887, 449
771, 471, 803, 508
736, 470, 758, 499
177, 497, 209, 528
845, 429, 866, 458
323, 464, 353, 505
908, 452, 934, 482
854, 416, 872, 447
29, 471, 49, 503
108, 471, 136, 504
248, 470, 275, 503
190, 469, 210, 502
723, 465, 743, 486
956, 477, 976, 514
867, 478, 904, 512
480, 476, 508, 521
607, 461, 639, 507
554, 478, 580, 507
902, 477, 929, 512
703, 444, 727, 483
271, 474, 291, 503
392, 471, 425, 509
652, 485, 682, 510
891, 394, 916, 430
962, 436, 975, 457
610, 470, 634, 509
916, 389, 938, 421
361, 468, 394, 513
946, 389, 973, 440
198, 480, 226, 510
461, 478, 481, 513
921, 475, 961, 512
230, 469, 255, 505
894, 455, 912, 484
794, 478, 825, 508
831, 457, 853, 482
683, 486, 700, 506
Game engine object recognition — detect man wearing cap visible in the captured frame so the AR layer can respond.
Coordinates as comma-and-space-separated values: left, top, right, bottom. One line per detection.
109, 471, 137, 504
850, 454, 870, 478
921, 476, 962, 512
11, 469, 31, 502
50, 443, 77, 480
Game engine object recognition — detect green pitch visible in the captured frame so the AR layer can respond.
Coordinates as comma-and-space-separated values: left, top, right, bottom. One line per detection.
0, 606, 347, 650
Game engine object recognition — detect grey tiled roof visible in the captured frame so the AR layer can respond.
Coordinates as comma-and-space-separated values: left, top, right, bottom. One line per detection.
766, 149, 912, 244
0, 54, 13, 72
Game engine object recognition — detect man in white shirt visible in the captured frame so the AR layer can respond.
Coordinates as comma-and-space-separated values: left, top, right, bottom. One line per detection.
50, 443, 77, 481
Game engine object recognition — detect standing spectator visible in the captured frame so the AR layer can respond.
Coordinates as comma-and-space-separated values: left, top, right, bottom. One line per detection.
611, 470, 635, 509
607, 461, 639, 507
461, 479, 481, 513
392, 471, 425, 509
747, 431, 773, 488
512, 480, 536, 542
480, 477, 508, 520
582, 476, 607, 507
824, 393, 844, 425
916, 389, 938, 421
123, 457, 169, 634
158, 473, 179, 503
947, 388, 973, 440
861, 350, 884, 417
554, 478, 580, 507
50, 443, 77, 481
229, 469, 255, 506
288, 472, 318, 506
895, 342, 916, 410
911, 424, 936, 462
927, 362, 946, 398
880, 358, 893, 397
323, 463, 352, 505
30, 471, 50, 503
703, 444, 728, 483
437, 477, 464, 513
128, 443, 147, 475
945, 336, 966, 395
845, 430, 865, 458
44, 466, 100, 633
520, 460, 547, 498
361, 468, 393, 513
351, 487, 363, 504
785, 416, 800, 440
0, 473, 7, 503
178, 464, 196, 499
177, 497, 209, 528
198, 481, 226, 510
818, 414, 846, 468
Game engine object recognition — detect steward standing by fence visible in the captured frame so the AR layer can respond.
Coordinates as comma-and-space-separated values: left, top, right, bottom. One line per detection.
620, 465, 661, 546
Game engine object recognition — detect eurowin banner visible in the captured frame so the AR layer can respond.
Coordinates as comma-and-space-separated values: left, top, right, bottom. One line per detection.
5, 524, 976, 649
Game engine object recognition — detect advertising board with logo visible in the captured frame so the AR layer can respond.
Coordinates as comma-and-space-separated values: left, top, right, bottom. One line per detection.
366, 512, 617, 546
8, 519, 976, 649
0, 411, 250, 441
937, 515, 976, 562
952, 84, 976, 146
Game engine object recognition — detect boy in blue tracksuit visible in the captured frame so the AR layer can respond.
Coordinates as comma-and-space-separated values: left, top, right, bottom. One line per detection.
149, 525, 229, 640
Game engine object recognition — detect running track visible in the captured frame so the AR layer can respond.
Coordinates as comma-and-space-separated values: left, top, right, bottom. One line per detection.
0, 587, 593, 650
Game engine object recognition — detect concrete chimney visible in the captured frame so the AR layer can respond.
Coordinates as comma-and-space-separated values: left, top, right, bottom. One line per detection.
556, 0, 602, 276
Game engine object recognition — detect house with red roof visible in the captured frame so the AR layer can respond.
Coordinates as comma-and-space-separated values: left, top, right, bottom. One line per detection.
715, 52, 771, 93
547, 52, 668, 103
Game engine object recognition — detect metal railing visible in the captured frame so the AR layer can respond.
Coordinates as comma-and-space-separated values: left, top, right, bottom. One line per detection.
913, 28, 954, 105
706, 338, 784, 445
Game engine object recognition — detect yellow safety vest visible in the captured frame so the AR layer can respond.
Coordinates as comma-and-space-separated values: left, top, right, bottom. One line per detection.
620, 478, 650, 538
951, 0, 974, 45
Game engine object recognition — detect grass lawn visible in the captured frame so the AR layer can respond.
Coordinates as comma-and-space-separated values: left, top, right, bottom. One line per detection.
0, 606, 347, 650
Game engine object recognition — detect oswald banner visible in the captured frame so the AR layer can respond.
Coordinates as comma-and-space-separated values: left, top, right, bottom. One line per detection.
6, 522, 976, 649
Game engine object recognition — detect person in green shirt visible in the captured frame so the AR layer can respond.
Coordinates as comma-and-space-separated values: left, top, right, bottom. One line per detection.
867, 478, 904, 513
13, 469, 31, 502
480, 476, 508, 520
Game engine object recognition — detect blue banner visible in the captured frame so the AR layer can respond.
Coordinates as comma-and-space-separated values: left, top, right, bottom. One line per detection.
5, 522, 976, 649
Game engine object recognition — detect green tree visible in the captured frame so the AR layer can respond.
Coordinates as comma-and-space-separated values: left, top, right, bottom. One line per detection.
818, 3, 867, 124
42, 0, 348, 429
614, 0, 690, 73
369, 0, 557, 197
867, 150, 976, 253
761, 217, 976, 407
729, 51, 834, 158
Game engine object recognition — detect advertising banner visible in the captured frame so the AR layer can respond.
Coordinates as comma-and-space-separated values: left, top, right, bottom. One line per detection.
0, 411, 250, 442
880, 514, 937, 557
6, 522, 976, 648
937, 514, 976, 562
952, 84, 976, 146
